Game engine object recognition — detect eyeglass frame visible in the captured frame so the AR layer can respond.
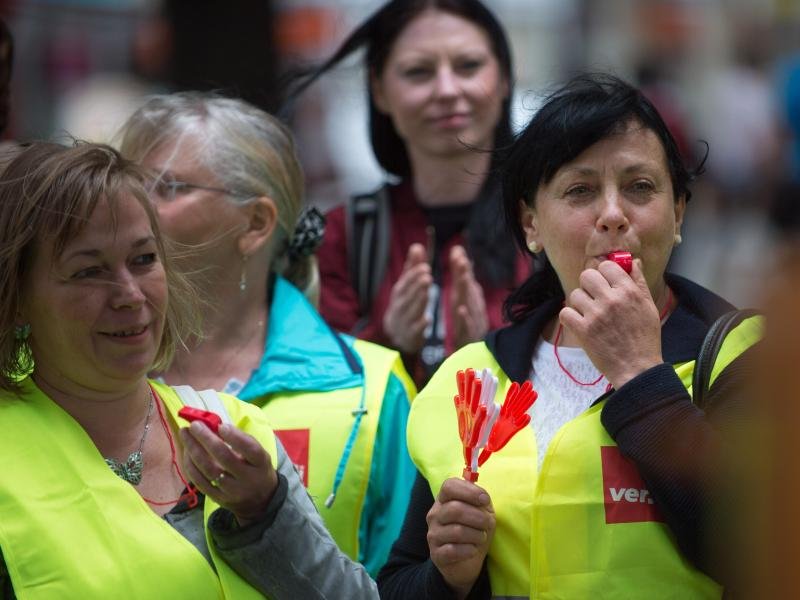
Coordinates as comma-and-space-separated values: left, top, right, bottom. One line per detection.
152, 178, 252, 201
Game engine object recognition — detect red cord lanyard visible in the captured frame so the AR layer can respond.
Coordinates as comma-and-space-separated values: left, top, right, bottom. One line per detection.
553, 287, 674, 387
139, 385, 199, 509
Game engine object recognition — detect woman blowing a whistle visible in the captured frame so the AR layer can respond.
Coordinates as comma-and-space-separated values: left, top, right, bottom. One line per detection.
378, 73, 763, 599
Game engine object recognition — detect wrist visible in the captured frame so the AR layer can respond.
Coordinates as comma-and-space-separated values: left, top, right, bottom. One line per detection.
233, 470, 278, 527
608, 356, 664, 389
445, 579, 476, 600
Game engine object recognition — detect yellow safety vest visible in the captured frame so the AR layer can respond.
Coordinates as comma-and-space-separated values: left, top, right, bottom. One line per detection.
254, 339, 414, 560
0, 378, 276, 600
409, 316, 762, 599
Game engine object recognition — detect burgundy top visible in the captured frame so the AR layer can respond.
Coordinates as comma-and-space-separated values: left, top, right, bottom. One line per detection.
318, 180, 530, 385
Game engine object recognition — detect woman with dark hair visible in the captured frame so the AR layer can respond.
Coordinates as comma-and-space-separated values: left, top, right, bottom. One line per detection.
290, 0, 530, 385
379, 73, 762, 599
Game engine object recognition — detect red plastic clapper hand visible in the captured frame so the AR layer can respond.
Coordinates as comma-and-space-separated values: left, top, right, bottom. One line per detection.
478, 381, 538, 466
464, 375, 482, 469
454, 369, 478, 466
469, 369, 498, 471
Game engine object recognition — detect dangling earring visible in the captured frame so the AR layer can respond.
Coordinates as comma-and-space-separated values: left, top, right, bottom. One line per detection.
14, 323, 30, 340
527, 240, 541, 253
239, 256, 248, 293
674, 233, 682, 246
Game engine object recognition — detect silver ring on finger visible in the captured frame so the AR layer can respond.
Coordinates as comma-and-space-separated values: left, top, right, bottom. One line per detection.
210, 472, 227, 488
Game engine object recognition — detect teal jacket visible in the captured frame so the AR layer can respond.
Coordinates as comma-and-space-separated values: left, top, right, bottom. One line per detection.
238, 276, 415, 576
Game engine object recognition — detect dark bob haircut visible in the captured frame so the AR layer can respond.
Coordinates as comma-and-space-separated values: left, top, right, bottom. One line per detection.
502, 72, 704, 322
287, 0, 514, 178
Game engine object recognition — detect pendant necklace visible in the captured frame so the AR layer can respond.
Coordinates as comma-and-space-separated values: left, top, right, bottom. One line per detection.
104, 389, 154, 486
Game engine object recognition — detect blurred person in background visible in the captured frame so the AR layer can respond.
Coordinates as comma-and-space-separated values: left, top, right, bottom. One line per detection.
776, 53, 800, 183
0, 17, 12, 138
287, 0, 531, 387
733, 244, 800, 599
766, 56, 800, 254
161, 0, 279, 113
702, 26, 782, 210
0, 141, 378, 599
51, 0, 280, 144
378, 73, 762, 599
635, 56, 693, 163
118, 92, 416, 577
674, 22, 783, 307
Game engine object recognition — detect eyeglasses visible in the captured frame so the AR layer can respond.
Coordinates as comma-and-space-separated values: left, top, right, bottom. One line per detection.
153, 179, 251, 202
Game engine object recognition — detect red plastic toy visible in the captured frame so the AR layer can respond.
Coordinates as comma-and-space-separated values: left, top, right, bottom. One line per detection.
454, 368, 538, 482
607, 250, 633, 274
178, 406, 223, 434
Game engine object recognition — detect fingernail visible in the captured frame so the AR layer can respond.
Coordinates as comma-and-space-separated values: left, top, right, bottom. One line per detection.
478, 492, 490, 505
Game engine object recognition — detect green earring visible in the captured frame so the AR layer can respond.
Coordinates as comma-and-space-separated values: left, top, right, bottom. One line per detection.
14, 324, 30, 340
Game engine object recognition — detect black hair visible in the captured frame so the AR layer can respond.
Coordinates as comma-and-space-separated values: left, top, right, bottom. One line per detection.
502, 72, 705, 322
285, 0, 520, 287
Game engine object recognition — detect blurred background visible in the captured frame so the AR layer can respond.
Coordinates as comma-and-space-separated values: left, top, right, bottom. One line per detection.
1, 0, 799, 307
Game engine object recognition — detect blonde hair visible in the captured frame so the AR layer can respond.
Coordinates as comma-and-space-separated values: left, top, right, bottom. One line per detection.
118, 92, 318, 296
0, 141, 201, 393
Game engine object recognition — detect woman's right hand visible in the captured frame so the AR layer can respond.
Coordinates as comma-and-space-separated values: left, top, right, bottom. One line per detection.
180, 421, 278, 528
383, 243, 432, 354
427, 478, 495, 599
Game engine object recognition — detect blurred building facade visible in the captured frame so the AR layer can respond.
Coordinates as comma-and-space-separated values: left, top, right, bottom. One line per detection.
2, 0, 799, 306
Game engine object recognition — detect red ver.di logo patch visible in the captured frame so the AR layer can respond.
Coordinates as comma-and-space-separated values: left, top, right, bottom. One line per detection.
275, 429, 310, 487
601, 446, 664, 524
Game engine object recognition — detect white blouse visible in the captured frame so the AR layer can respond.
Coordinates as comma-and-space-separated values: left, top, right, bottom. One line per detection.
529, 338, 609, 469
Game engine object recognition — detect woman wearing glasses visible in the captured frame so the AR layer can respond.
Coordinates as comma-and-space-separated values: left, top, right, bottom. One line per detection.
118, 92, 416, 576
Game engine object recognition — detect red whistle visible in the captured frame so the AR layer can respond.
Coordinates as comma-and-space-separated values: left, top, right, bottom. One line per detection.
178, 406, 223, 434
607, 251, 632, 274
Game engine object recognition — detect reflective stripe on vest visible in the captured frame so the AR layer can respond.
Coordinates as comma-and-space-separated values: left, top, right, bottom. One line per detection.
409, 316, 762, 599
0, 378, 274, 599
256, 339, 412, 560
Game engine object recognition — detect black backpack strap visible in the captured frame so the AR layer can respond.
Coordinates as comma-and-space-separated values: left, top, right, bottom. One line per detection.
345, 185, 391, 335
692, 308, 760, 408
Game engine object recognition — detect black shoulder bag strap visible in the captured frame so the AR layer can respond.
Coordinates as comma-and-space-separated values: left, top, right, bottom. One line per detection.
692, 308, 760, 409
345, 185, 391, 335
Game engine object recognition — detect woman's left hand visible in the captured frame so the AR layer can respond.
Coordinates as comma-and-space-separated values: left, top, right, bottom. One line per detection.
449, 245, 489, 350
180, 422, 278, 527
559, 258, 664, 389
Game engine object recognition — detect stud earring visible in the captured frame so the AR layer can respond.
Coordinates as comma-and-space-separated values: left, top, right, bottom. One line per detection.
527, 240, 541, 253
674, 233, 682, 246
14, 323, 30, 340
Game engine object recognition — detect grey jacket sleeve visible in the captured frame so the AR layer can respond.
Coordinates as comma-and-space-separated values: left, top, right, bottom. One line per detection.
208, 441, 379, 600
